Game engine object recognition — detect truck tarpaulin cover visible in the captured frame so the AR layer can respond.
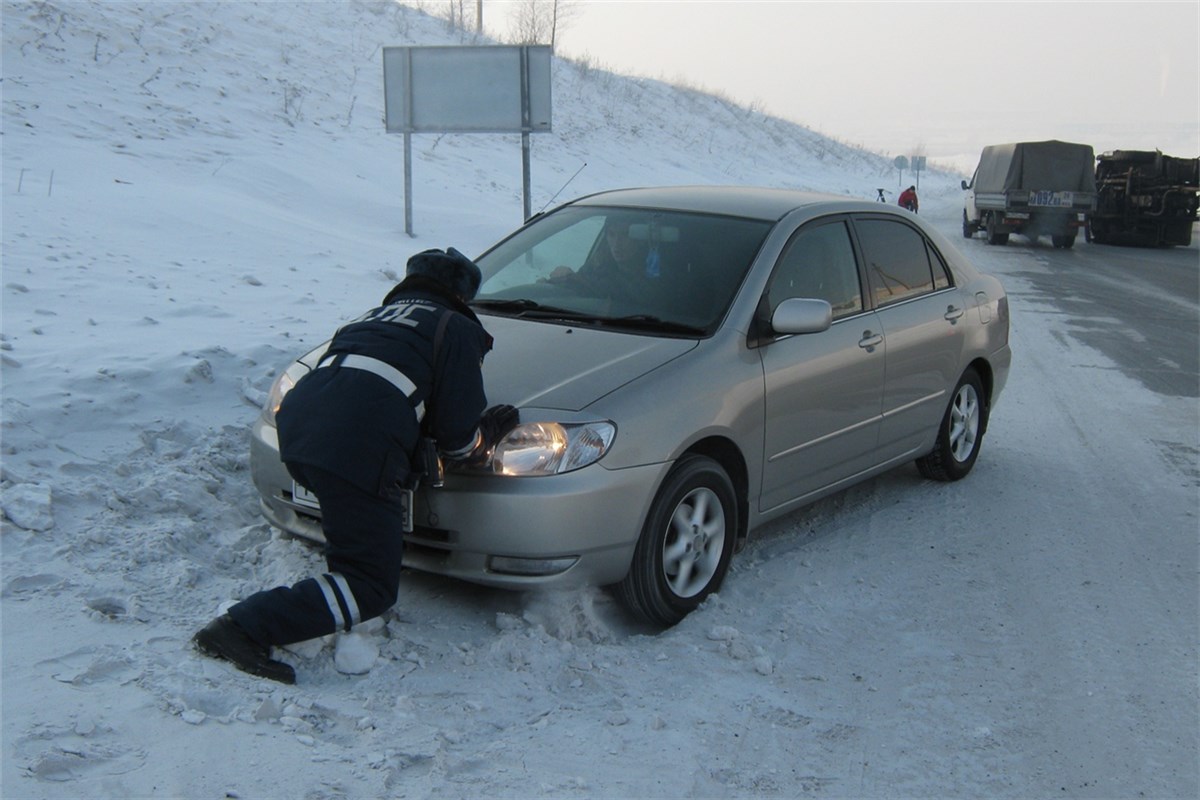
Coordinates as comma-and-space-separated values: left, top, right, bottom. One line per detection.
974, 140, 1097, 193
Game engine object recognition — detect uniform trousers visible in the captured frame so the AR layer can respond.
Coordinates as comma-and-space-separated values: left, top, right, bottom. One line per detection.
228, 463, 407, 647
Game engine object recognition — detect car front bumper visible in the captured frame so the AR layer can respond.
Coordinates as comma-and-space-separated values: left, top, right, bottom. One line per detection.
250, 417, 668, 590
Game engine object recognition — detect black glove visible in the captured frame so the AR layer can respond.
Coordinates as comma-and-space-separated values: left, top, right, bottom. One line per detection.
478, 404, 519, 450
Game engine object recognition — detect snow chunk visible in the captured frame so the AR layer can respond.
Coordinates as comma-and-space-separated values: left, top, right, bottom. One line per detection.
184, 358, 214, 384
706, 625, 739, 642
1, 482, 55, 530
181, 709, 206, 725
334, 631, 378, 675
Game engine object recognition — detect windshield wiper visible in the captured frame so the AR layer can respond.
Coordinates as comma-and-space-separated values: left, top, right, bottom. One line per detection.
473, 301, 703, 334
472, 298, 596, 322
598, 315, 706, 335
471, 298, 545, 312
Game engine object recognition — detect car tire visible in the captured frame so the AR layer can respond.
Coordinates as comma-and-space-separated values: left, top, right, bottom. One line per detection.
617, 455, 737, 626
962, 210, 974, 239
1052, 234, 1076, 249
916, 369, 987, 482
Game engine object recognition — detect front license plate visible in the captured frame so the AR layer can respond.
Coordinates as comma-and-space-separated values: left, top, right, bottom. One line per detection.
292, 482, 411, 531
292, 481, 321, 510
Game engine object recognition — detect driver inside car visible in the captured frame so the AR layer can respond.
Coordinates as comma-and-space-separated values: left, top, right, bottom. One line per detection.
545, 216, 671, 313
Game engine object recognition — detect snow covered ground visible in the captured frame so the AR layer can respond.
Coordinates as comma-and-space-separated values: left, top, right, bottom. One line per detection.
2, 2, 1196, 798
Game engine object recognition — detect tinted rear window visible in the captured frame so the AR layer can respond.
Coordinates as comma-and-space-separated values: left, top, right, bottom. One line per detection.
855, 219, 941, 307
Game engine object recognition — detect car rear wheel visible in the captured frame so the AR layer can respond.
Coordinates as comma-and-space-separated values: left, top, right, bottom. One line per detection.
617, 455, 737, 626
916, 369, 987, 482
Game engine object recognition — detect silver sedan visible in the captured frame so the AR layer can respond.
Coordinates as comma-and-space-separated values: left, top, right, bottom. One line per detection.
250, 186, 1012, 625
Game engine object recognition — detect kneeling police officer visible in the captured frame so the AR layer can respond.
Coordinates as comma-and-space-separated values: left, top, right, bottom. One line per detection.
194, 247, 517, 683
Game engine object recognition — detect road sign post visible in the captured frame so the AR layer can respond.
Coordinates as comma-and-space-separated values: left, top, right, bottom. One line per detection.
894, 155, 909, 190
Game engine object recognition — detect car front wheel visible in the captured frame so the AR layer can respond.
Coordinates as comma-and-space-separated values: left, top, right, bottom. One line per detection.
916, 369, 987, 481
617, 455, 737, 626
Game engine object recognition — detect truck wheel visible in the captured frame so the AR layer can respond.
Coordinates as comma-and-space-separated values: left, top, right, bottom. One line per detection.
1167, 221, 1193, 247
962, 211, 974, 238
1052, 234, 1076, 249
985, 215, 1008, 246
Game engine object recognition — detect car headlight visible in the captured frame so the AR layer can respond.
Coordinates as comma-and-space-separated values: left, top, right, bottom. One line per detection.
262, 362, 309, 425
491, 421, 616, 476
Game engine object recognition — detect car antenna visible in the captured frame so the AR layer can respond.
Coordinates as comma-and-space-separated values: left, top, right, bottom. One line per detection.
537, 162, 587, 216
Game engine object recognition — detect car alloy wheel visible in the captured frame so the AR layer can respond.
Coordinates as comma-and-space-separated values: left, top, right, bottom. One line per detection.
916, 368, 987, 482
617, 455, 737, 626
947, 382, 980, 462
662, 485, 726, 599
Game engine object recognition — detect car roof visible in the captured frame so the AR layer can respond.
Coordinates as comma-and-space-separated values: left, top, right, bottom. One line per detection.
568, 185, 878, 222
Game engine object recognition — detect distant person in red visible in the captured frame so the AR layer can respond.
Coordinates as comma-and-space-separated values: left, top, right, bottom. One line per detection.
898, 185, 919, 213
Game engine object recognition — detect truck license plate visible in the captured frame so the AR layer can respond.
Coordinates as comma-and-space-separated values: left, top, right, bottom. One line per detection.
1028, 190, 1074, 207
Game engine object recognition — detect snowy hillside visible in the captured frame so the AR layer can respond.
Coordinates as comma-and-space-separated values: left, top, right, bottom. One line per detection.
3, 2, 1195, 799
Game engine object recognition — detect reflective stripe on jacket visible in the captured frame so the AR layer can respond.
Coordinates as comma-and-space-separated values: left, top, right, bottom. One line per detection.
277, 278, 492, 496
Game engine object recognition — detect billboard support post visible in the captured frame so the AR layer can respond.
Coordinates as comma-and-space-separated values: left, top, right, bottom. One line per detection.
403, 132, 413, 237
520, 46, 533, 221
522, 133, 532, 222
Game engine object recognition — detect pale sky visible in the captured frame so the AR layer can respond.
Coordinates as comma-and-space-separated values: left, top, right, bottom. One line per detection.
481, 0, 1200, 170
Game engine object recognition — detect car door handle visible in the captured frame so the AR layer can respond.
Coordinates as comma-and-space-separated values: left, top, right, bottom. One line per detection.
859, 331, 883, 350
944, 305, 965, 322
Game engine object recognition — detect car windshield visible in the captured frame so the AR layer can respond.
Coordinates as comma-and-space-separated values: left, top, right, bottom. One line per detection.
473, 205, 773, 336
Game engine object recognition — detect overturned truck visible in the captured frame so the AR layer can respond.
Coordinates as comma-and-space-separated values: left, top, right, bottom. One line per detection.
1089, 150, 1199, 247
962, 140, 1096, 249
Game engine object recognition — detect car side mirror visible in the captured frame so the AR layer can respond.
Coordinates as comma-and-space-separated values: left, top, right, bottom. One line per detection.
770, 298, 832, 335
961, 179, 970, 190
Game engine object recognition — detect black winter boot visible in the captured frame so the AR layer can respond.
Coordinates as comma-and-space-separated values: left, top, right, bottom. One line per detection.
193, 614, 296, 684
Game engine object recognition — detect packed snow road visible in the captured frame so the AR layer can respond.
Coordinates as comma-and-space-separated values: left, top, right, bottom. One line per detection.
904, 213, 1198, 797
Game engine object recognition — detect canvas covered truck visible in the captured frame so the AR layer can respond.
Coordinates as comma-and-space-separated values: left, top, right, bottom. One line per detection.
1088, 150, 1199, 247
961, 140, 1097, 248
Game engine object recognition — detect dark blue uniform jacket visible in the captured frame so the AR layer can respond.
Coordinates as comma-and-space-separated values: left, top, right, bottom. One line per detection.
276, 276, 492, 496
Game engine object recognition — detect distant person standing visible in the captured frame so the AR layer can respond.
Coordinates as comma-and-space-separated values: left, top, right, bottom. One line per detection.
898, 185, 919, 213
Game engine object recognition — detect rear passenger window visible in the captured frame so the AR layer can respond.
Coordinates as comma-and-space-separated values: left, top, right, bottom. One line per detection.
855, 219, 946, 307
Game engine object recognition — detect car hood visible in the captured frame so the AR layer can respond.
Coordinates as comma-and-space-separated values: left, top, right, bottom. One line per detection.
478, 315, 698, 411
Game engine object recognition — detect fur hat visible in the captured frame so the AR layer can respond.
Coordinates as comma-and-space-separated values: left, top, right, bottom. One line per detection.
405, 247, 482, 301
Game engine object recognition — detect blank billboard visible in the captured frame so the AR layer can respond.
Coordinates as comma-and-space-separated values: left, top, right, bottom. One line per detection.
383, 45, 552, 134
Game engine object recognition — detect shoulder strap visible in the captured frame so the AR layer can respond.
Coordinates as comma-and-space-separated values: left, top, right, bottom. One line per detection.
432, 308, 453, 366
420, 309, 455, 437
